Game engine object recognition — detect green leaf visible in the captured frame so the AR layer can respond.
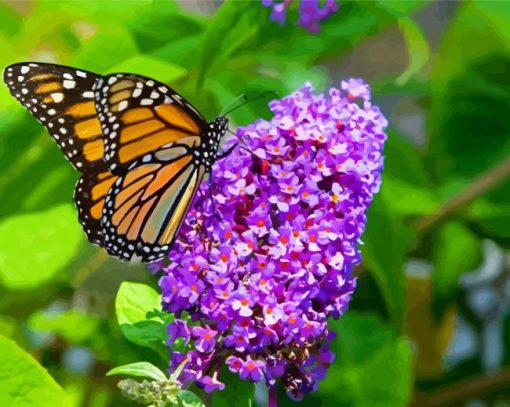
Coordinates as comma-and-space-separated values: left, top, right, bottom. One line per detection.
107, 55, 187, 83
0, 335, 68, 406
362, 199, 415, 332
469, 198, 510, 239
383, 130, 433, 187
428, 1, 510, 183
211, 369, 255, 407
0, 3, 21, 37
115, 282, 169, 355
317, 313, 414, 407
197, 0, 265, 88
381, 176, 438, 216
107, 362, 166, 382
179, 390, 206, 407
395, 17, 431, 86
374, 0, 429, 17
28, 309, 100, 344
432, 221, 482, 300
127, 3, 205, 53
0, 204, 82, 291
169, 359, 189, 382
73, 25, 138, 72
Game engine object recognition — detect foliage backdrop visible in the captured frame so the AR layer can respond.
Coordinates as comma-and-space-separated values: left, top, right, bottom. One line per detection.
1, 0, 510, 406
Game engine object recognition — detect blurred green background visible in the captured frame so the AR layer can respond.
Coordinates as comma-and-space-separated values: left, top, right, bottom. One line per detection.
1, 0, 510, 406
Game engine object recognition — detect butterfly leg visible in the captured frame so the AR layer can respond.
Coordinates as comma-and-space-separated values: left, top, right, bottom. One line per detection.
216, 143, 237, 160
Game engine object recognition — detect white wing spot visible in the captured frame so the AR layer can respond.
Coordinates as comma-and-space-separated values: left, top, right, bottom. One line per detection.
51, 92, 64, 103
118, 100, 128, 111
76, 70, 87, 78
63, 80, 76, 89
140, 98, 153, 106
20, 66, 30, 74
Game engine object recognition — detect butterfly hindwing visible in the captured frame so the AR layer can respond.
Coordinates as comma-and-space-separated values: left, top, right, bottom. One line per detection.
74, 170, 119, 245
4, 62, 106, 173
101, 144, 206, 262
94, 73, 207, 175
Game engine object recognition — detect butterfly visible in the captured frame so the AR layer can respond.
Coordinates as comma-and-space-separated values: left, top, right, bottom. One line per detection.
3, 62, 230, 262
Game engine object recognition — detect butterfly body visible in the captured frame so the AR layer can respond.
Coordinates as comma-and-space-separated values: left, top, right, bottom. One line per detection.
4, 62, 228, 262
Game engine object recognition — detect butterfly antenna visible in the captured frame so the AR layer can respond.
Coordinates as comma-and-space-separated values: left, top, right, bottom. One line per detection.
221, 90, 279, 117
220, 94, 248, 117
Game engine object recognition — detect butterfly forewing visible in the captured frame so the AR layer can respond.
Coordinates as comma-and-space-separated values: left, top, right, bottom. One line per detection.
4, 63, 106, 173
94, 73, 208, 175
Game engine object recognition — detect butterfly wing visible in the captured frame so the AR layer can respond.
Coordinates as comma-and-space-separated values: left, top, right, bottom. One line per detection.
101, 145, 206, 262
5, 64, 214, 263
3, 62, 106, 173
94, 73, 207, 175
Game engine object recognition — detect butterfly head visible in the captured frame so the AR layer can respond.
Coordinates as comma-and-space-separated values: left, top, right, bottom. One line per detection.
201, 116, 229, 170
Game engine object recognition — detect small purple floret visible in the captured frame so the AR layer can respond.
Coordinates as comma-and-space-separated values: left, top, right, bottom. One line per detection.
262, 0, 339, 32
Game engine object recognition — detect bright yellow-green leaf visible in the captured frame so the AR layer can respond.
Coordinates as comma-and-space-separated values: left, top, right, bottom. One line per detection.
29, 309, 100, 344
0, 335, 68, 407
115, 282, 168, 356
396, 17, 431, 86
432, 221, 482, 297
0, 204, 83, 291
107, 362, 166, 382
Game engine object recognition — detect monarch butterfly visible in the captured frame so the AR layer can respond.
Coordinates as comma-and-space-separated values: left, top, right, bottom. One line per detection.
3, 62, 231, 263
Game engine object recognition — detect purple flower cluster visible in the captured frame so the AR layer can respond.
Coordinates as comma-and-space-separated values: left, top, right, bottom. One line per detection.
262, 0, 339, 32
156, 79, 387, 399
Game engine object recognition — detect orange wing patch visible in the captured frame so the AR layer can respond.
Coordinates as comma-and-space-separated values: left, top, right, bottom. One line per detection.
101, 149, 204, 262
155, 104, 201, 134
74, 171, 118, 245
94, 73, 207, 174
3, 62, 106, 174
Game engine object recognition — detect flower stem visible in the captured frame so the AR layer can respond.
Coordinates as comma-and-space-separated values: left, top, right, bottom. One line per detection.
414, 154, 510, 235
268, 385, 278, 407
